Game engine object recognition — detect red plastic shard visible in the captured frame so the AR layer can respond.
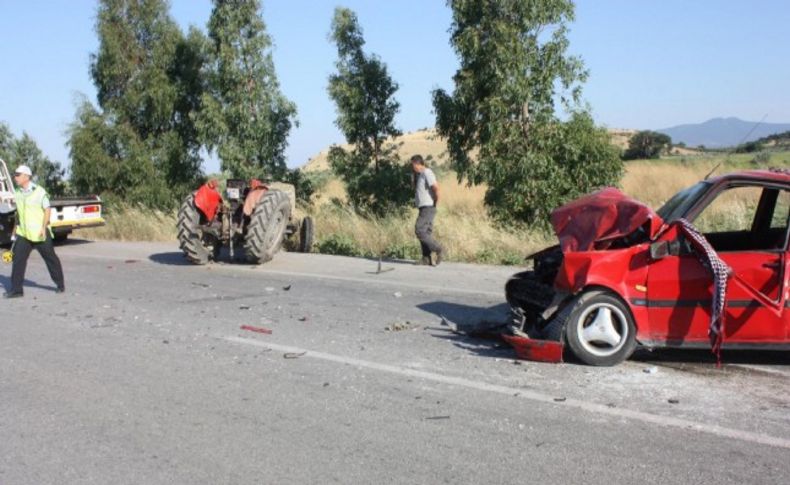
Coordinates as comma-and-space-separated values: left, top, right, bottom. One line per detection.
501, 334, 564, 363
240, 325, 273, 335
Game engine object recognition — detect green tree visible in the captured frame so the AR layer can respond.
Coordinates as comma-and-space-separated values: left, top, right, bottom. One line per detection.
199, 0, 297, 180
68, 0, 205, 208
622, 130, 672, 160
433, 0, 622, 227
0, 122, 66, 196
327, 7, 410, 216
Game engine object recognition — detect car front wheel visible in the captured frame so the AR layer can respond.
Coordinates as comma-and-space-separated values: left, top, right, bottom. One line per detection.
554, 290, 637, 366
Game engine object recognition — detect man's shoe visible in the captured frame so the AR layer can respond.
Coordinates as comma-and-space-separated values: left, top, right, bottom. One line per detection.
3, 291, 23, 299
434, 250, 443, 266
416, 256, 432, 266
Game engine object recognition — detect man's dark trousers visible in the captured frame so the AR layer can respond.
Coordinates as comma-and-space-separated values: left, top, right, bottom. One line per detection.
10, 234, 64, 293
415, 206, 442, 258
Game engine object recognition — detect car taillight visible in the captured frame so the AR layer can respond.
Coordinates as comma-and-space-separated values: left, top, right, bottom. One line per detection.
81, 205, 100, 214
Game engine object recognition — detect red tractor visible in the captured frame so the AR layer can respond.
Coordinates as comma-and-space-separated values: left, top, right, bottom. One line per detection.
177, 178, 312, 265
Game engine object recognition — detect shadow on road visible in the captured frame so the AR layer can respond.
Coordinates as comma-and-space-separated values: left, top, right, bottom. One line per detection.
149, 252, 194, 266
0, 274, 59, 292
418, 300, 515, 359
53, 237, 93, 247
632, 347, 790, 367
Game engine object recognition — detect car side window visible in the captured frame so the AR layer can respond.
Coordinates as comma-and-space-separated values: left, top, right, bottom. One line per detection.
691, 185, 789, 252
694, 186, 761, 235
770, 189, 790, 230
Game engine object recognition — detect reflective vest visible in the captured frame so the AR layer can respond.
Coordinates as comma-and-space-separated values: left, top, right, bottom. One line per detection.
15, 185, 49, 242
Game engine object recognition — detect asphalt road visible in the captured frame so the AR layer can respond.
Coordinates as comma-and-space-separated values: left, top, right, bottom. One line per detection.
1, 240, 789, 484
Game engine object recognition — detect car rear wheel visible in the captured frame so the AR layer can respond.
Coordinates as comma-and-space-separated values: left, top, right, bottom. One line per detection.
550, 290, 637, 366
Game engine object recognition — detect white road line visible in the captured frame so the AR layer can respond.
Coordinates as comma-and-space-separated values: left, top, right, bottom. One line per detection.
225, 335, 790, 450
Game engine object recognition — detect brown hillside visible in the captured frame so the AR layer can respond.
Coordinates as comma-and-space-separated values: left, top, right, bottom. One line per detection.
302, 127, 702, 172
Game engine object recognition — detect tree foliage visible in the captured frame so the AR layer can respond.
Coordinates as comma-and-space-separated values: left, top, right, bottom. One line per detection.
199, 0, 297, 180
0, 122, 66, 196
622, 130, 672, 160
68, 0, 205, 208
433, 0, 623, 227
327, 7, 410, 216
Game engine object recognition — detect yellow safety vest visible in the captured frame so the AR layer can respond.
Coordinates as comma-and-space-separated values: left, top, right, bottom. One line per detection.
15, 185, 49, 242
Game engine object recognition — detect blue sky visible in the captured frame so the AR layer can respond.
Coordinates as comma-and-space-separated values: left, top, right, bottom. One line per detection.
1, 0, 789, 174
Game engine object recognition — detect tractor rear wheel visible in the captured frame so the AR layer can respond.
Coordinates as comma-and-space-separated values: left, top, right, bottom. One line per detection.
177, 193, 212, 265
244, 190, 291, 264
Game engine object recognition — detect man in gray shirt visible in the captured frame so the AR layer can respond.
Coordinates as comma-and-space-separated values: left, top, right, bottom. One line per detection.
411, 154, 443, 265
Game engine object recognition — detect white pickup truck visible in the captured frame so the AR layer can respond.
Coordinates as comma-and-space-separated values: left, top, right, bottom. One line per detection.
0, 158, 105, 245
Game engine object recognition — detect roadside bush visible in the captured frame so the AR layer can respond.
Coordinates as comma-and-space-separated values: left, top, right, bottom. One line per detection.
316, 233, 361, 257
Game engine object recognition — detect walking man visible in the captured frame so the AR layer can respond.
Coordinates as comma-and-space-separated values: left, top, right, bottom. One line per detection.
411, 154, 443, 266
4, 165, 65, 298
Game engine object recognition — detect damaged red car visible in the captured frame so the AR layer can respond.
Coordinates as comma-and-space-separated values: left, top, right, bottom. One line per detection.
506, 169, 790, 366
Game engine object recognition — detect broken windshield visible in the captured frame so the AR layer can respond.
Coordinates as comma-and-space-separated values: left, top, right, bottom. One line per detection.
656, 181, 711, 222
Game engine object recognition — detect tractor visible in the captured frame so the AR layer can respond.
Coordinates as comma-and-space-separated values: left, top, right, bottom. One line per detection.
177, 178, 313, 265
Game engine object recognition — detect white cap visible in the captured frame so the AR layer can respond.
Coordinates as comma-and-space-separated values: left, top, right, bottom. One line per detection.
14, 165, 32, 176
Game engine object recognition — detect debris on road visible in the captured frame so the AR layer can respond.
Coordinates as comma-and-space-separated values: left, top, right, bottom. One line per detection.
283, 284, 292, 291
385, 321, 419, 332
240, 324, 273, 335
239, 305, 251, 310
424, 415, 451, 420
298, 316, 309, 322
393, 292, 402, 298
191, 282, 211, 288
668, 398, 680, 404
124, 259, 139, 264
554, 397, 567, 402
284, 351, 307, 359
643, 366, 658, 374
501, 333, 564, 363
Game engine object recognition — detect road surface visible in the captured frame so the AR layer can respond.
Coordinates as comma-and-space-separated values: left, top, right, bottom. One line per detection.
1, 240, 789, 484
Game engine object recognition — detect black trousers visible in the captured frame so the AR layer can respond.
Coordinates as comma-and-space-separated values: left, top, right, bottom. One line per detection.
10, 234, 64, 293
415, 206, 442, 258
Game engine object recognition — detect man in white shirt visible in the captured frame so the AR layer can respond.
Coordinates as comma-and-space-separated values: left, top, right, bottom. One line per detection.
411, 154, 443, 266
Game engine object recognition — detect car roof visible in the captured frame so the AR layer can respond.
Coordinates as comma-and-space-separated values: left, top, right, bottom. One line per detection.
707, 169, 790, 185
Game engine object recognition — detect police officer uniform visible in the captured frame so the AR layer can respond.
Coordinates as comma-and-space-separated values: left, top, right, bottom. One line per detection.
4, 165, 65, 298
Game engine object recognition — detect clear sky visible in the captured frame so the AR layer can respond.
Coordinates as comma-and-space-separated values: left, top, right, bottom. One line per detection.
1, 0, 789, 174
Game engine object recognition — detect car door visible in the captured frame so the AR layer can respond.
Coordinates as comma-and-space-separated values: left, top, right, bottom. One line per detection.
645, 183, 787, 346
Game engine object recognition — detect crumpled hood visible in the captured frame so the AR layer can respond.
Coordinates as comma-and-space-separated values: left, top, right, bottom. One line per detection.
550, 187, 664, 252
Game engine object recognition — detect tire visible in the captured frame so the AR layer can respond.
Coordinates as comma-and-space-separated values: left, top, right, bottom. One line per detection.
546, 290, 637, 366
177, 193, 211, 265
299, 216, 314, 253
244, 190, 291, 264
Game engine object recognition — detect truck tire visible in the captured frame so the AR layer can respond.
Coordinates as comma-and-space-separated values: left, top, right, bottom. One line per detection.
245, 190, 291, 264
177, 193, 211, 265
299, 216, 314, 253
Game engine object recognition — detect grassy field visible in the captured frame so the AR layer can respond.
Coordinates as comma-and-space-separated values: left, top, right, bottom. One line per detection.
80, 148, 790, 265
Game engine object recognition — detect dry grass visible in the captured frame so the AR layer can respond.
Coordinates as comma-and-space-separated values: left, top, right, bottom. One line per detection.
308, 175, 553, 264
79, 205, 177, 242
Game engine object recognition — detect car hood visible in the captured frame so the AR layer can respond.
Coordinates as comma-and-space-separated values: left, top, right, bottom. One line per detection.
550, 187, 664, 252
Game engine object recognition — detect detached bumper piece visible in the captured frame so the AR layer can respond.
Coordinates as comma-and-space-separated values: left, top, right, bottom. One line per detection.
500, 334, 564, 363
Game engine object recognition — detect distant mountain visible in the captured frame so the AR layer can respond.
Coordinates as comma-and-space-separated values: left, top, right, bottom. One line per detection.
657, 117, 790, 148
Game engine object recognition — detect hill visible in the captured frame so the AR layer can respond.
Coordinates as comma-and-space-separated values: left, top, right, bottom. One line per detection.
302, 128, 449, 172
302, 127, 674, 172
658, 117, 790, 148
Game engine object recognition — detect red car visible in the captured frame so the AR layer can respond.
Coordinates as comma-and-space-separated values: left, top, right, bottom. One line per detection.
506, 169, 790, 366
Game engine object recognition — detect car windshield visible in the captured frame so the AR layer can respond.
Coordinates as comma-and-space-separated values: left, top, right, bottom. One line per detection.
656, 181, 711, 221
